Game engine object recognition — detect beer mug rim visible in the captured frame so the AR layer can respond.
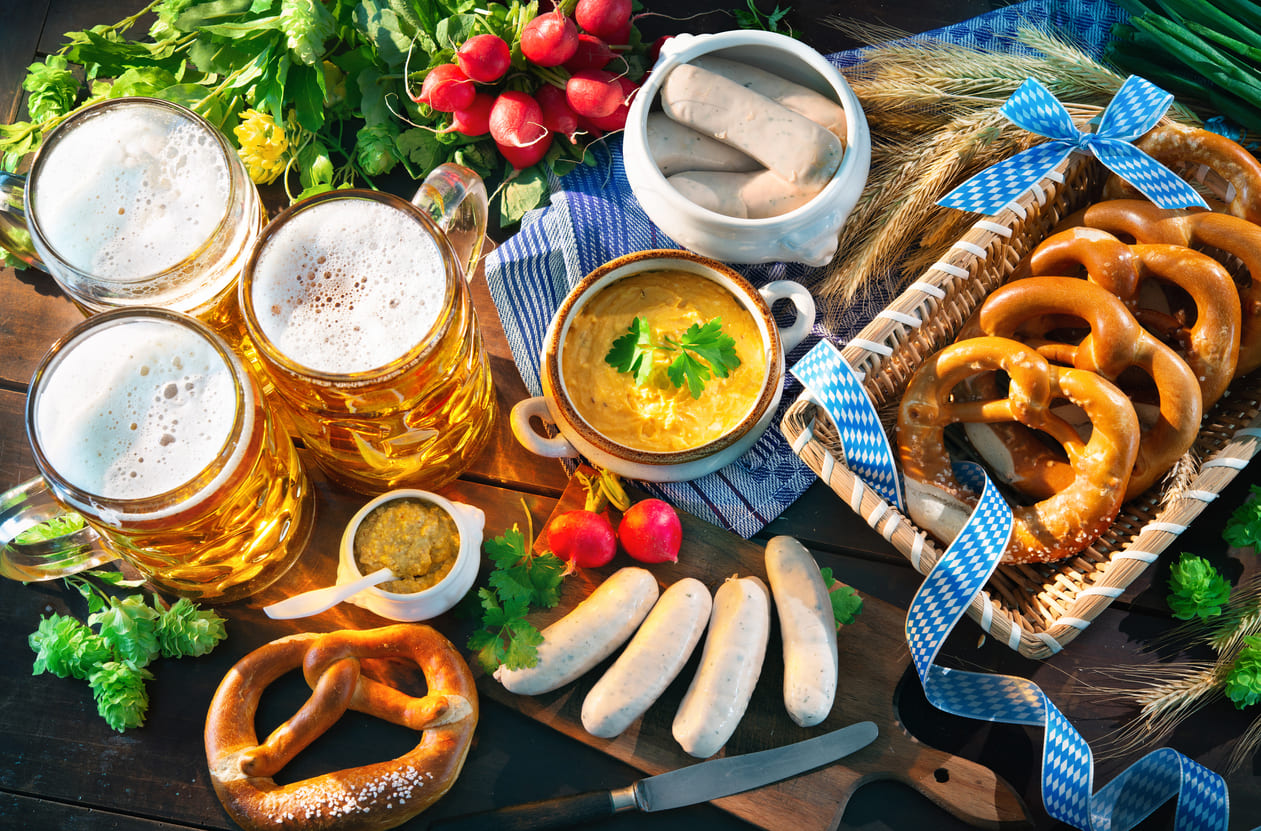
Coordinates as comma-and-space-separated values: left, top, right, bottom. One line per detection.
26, 306, 253, 515
26, 97, 243, 286
239, 187, 461, 384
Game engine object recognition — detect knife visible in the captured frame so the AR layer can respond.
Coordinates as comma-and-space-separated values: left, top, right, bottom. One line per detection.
427, 720, 878, 831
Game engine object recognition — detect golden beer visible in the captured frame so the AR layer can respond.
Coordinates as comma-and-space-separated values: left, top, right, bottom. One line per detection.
240, 184, 497, 495
26, 309, 314, 602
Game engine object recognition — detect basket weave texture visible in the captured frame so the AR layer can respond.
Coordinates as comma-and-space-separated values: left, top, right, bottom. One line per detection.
781, 152, 1261, 660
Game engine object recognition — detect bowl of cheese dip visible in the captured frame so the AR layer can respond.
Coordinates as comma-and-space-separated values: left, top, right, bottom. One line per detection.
510, 250, 814, 482
622, 30, 870, 267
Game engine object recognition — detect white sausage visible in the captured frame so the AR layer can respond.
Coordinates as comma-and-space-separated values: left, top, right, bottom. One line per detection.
667, 169, 822, 219
646, 113, 761, 177
581, 577, 712, 738
494, 567, 659, 695
765, 536, 838, 727
660, 63, 843, 188
672, 575, 769, 758
691, 56, 849, 140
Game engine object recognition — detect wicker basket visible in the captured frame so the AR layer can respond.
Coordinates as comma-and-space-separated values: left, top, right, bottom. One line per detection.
781, 151, 1261, 660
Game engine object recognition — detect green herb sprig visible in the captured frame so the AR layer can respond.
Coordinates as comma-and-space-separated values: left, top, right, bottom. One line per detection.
1167, 552, 1232, 622
466, 507, 567, 673
732, 0, 797, 38
28, 572, 227, 732
818, 566, 863, 627
605, 316, 741, 400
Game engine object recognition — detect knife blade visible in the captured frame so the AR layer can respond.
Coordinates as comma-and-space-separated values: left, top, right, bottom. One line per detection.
427, 720, 878, 831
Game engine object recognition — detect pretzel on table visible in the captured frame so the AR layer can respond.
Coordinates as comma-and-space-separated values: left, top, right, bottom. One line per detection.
205, 624, 478, 831
897, 336, 1140, 565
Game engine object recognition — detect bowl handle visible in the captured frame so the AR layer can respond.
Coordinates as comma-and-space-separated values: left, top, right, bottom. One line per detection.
510, 397, 580, 459
760, 280, 817, 353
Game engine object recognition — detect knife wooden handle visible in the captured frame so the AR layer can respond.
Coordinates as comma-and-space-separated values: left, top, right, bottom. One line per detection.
427, 789, 624, 831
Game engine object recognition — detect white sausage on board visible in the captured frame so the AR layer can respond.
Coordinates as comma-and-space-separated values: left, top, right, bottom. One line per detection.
494, 567, 659, 696
765, 535, 838, 727
581, 577, 712, 738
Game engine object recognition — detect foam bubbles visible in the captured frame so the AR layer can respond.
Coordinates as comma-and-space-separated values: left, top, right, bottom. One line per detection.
35, 318, 238, 500
249, 198, 446, 374
32, 103, 231, 278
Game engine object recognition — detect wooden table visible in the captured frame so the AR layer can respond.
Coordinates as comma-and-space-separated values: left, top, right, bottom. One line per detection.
1, 1, 1257, 829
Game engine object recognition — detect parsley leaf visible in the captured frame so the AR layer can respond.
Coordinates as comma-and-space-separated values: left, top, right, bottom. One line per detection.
818, 567, 864, 626
605, 316, 741, 399
1167, 552, 1230, 622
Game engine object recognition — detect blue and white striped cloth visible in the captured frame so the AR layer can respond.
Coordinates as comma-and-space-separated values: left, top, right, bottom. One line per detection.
484, 0, 1128, 537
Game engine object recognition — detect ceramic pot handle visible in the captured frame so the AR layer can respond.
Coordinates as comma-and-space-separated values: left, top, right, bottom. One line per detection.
510, 397, 579, 459
411, 163, 489, 281
760, 280, 817, 353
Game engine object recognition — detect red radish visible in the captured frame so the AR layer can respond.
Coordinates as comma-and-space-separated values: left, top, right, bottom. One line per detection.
418, 63, 474, 112
489, 90, 546, 147
648, 35, 671, 65
451, 92, 494, 137
536, 84, 580, 141
497, 131, 553, 169
618, 498, 682, 564
547, 509, 617, 570
520, 11, 579, 67
565, 69, 622, 118
575, 0, 632, 40
584, 75, 636, 131
564, 33, 614, 72
456, 34, 511, 83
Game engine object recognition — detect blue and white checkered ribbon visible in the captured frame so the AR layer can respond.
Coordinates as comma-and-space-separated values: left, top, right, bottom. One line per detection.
790, 340, 1230, 830
937, 75, 1210, 215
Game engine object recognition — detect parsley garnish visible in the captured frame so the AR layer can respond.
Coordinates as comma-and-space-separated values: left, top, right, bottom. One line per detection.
819, 567, 864, 627
605, 316, 742, 399
466, 509, 567, 674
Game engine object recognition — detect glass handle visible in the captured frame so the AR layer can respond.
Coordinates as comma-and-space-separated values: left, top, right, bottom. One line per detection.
411, 163, 489, 282
0, 476, 117, 582
0, 171, 46, 272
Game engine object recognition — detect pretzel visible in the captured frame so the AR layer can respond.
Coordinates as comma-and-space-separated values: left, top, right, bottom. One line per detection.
897, 336, 1139, 564
1060, 198, 1261, 375
1029, 227, 1241, 406
1102, 123, 1261, 224
965, 275, 1202, 500
205, 625, 478, 831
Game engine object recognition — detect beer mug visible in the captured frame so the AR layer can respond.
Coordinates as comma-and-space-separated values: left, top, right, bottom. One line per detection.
3, 308, 315, 602
0, 97, 263, 355
239, 164, 497, 495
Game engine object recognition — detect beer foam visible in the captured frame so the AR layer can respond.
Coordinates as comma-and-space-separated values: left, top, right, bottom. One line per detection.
35, 318, 239, 501
250, 198, 446, 374
32, 103, 231, 278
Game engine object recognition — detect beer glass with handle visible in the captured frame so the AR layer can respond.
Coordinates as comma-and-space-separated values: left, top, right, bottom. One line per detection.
239, 163, 496, 495
7, 308, 315, 602
0, 97, 264, 361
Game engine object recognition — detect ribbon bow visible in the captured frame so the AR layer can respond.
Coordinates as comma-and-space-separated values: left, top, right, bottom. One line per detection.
938, 75, 1210, 215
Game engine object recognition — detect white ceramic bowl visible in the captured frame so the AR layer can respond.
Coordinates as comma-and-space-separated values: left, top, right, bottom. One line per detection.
622, 30, 871, 267
510, 249, 815, 482
336, 489, 484, 622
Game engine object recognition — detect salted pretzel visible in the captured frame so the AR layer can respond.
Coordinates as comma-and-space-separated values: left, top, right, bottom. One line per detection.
205, 625, 478, 831
1029, 226, 1241, 406
1102, 123, 1261, 224
1059, 198, 1261, 375
964, 275, 1202, 500
897, 336, 1139, 564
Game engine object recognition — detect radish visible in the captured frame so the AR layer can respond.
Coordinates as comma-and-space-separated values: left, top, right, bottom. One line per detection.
575, 0, 632, 41
520, 11, 579, 67
497, 131, 553, 169
618, 498, 682, 564
565, 69, 622, 119
547, 509, 617, 570
418, 63, 474, 112
456, 34, 511, 83
583, 74, 636, 131
564, 33, 614, 72
489, 90, 546, 147
536, 84, 580, 142
451, 92, 494, 137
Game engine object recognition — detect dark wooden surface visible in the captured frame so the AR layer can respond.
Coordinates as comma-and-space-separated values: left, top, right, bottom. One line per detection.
0, 1, 1258, 830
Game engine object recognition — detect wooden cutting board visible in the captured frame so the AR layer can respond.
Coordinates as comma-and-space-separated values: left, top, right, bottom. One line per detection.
476, 473, 1031, 831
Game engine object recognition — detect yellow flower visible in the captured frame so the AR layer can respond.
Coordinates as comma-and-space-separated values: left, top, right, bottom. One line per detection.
233, 109, 288, 185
